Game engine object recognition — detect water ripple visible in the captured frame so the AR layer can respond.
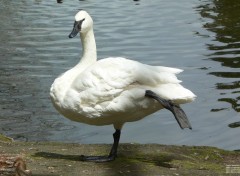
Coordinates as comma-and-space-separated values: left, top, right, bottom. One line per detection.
0, 0, 239, 149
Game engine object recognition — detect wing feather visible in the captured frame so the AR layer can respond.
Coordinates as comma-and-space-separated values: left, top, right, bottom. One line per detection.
69, 57, 191, 117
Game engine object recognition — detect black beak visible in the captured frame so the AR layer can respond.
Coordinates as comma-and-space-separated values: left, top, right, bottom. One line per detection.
68, 19, 85, 38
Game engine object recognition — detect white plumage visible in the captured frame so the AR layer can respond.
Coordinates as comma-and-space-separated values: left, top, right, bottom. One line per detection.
50, 10, 196, 162
51, 56, 195, 127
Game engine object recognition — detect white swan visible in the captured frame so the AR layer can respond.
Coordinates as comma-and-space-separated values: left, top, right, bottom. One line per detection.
50, 10, 196, 162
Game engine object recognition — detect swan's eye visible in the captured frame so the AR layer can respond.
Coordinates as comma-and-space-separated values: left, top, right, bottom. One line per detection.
75, 18, 85, 30
77, 23, 81, 30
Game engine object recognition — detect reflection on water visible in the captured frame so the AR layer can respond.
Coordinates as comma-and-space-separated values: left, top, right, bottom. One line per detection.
197, 0, 240, 112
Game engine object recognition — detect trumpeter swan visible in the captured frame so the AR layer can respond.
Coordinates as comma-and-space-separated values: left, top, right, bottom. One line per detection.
50, 10, 196, 162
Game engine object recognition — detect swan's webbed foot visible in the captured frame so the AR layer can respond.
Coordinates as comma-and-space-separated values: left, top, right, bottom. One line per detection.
79, 129, 121, 162
145, 90, 192, 129
79, 154, 116, 162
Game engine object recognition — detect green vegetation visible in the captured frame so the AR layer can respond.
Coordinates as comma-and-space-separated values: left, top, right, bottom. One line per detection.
1, 135, 240, 175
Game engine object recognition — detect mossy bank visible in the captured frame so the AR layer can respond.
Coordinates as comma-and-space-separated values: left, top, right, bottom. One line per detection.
0, 134, 240, 176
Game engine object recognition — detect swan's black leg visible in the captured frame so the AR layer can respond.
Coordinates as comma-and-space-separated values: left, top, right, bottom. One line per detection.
80, 129, 121, 162
108, 129, 121, 158
145, 90, 192, 129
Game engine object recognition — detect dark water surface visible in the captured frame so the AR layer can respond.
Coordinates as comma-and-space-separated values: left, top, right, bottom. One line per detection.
0, 0, 239, 150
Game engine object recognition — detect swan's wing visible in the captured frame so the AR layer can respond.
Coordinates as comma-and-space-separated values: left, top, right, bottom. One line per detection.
73, 57, 182, 94
90, 57, 182, 85
70, 57, 193, 118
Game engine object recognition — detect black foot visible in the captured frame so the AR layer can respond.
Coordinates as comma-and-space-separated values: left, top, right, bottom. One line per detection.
145, 90, 192, 129
79, 129, 121, 163
80, 155, 116, 162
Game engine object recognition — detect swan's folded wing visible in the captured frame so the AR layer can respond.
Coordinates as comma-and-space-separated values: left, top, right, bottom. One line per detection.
73, 57, 182, 91
70, 57, 193, 117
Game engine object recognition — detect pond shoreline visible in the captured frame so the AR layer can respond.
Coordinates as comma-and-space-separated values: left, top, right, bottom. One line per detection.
1, 134, 240, 175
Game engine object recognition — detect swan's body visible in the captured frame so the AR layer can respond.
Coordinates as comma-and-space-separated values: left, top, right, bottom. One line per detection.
50, 10, 196, 162
51, 57, 194, 128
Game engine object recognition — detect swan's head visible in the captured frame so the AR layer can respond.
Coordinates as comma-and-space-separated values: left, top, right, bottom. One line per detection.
69, 10, 93, 38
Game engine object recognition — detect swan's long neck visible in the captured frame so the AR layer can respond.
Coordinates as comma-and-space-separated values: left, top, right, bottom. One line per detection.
51, 28, 97, 103
79, 28, 97, 66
